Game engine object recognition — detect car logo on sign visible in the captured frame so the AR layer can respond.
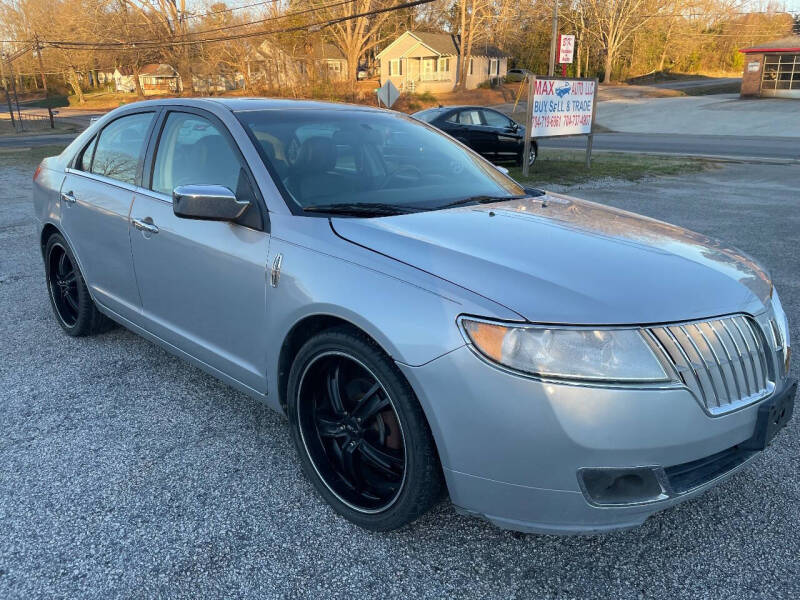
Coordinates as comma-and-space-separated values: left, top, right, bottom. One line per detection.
555, 82, 571, 98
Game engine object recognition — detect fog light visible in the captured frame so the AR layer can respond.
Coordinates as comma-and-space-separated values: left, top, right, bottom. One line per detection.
579, 467, 666, 506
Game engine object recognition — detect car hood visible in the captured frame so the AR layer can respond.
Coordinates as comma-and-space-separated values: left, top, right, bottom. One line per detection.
331, 193, 772, 325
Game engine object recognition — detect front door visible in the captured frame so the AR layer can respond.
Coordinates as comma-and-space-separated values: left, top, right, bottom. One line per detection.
129, 109, 270, 394
59, 110, 157, 321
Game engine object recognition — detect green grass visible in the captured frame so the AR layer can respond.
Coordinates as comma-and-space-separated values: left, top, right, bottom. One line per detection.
510, 149, 709, 187
0, 144, 67, 165
0, 119, 78, 137
22, 94, 69, 108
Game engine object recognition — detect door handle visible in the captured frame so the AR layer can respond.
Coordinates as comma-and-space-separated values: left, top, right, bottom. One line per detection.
61, 191, 76, 204
132, 217, 159, 234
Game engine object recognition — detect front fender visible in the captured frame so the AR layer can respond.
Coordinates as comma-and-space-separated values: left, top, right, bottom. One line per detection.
264, 214, 521, 408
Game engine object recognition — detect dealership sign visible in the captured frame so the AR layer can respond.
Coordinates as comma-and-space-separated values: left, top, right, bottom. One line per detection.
558, 35, 575, 64
529, 77, 596, 138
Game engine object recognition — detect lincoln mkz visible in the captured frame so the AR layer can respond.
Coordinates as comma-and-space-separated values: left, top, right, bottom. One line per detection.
33, 99, 795, 534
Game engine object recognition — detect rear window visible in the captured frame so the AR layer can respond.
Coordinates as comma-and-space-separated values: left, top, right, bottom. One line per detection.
412, 109, 444, 123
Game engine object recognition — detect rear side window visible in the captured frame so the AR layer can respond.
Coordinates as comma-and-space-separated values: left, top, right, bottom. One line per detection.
75, 136, 97, 171
91, 112, 154, 185
457, 110, 482, 125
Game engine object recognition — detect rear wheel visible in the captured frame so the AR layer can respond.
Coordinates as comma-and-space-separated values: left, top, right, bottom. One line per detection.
287, 328, 443, 530
44, 233, 113, 336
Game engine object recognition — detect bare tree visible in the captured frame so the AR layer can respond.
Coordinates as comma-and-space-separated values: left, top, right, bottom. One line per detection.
122, 0, 195, 93
579, 0, 670, 83
307, 0, 403, 84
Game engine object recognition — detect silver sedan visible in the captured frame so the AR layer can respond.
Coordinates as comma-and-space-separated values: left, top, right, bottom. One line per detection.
32, 98, 795, 534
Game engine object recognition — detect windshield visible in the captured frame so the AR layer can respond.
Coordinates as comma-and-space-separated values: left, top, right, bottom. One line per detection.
235, 108, 525, 214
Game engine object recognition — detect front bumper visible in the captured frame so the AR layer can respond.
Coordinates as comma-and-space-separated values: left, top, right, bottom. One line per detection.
399, 345, 795, 535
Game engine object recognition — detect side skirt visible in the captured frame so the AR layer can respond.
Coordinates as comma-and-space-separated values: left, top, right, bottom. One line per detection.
95, 302, 274, 409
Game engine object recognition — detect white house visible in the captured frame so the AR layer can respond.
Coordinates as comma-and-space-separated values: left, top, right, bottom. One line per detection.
377, 30, 508, 94
113, 64, 181, 94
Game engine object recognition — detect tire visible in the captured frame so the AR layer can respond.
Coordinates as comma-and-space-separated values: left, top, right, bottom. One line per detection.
44, 233, 114, 337
287, 327, 444, 531
516, 141, 538, 167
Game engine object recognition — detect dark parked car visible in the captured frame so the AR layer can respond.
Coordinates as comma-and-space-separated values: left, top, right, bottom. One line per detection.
413, 106, 537, 168
505, 68, 532, 82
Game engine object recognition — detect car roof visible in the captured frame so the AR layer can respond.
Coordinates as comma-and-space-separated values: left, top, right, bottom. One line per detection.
418, 105, 496, 113
109, 97, 386, 114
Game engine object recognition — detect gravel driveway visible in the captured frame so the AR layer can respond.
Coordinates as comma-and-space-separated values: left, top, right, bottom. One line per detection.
2, 149, 799, 599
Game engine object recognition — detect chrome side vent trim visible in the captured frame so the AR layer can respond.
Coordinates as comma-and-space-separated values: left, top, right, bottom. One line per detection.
648, 315, 774, 415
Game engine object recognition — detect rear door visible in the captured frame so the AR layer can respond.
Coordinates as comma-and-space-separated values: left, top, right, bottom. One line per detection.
128, 108, 270, 394
480, 108, 521, 160
59, 110, 157, 322
455, 108, 496, 158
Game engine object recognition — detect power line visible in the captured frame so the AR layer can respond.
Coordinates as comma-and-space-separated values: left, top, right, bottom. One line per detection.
35, 0, 359, 47
35, 0, 435, 51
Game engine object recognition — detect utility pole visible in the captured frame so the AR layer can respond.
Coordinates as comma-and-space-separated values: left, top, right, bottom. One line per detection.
0, 56, 17, 131
5, 55, 22, 129
548, 0, 559, 77
34, 34, 48, 94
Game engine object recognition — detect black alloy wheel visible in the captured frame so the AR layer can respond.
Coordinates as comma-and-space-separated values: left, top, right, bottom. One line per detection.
47, 242, 79, 328
287, 328, 443, 530
44, 233, 113, 336
297, 352, 406, 513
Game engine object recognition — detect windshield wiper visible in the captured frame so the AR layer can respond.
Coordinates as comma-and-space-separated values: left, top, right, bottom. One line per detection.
437, 195, 526, 210
302, 202, 421, 217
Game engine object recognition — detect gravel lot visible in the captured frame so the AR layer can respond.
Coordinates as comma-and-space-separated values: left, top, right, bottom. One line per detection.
2, 149, 799, 599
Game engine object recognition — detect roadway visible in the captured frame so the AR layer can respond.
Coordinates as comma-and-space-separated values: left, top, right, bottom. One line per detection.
541, 133, 800, 162
1, 127, 798, 164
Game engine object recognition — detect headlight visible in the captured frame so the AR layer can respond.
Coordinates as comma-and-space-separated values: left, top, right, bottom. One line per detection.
461, 318, 670, 383
770, 289, 791, 373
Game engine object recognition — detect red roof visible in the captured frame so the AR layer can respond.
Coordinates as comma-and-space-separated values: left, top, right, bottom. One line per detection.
740, 35, 800, 54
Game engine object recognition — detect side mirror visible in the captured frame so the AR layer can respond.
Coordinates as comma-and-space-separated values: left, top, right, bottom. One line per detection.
510, 122, 519, 132
173, 184, 250, 221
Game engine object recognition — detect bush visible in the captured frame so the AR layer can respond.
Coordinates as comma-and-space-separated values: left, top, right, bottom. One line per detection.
415, 90, 437, 103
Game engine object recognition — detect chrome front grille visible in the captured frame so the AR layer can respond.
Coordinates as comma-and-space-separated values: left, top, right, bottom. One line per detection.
647, 315, 774, 415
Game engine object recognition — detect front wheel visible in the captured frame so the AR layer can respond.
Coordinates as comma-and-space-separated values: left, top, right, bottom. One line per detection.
517, 141, 538, 167
287, 327, 443, 530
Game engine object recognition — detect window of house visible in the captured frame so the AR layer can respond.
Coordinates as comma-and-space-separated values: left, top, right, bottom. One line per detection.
489, 59, 499, 75
389, 59, 403, 76
469, 58, 474, 75
90, 112, 154, 185
328, 61, 342, 72
438, 57, 450, 73
761, 54, 800, 91
151, 112, 242, 196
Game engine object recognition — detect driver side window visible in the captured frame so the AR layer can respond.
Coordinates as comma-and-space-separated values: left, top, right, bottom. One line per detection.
481, 109, 512, 129
151, 112, 242, 196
